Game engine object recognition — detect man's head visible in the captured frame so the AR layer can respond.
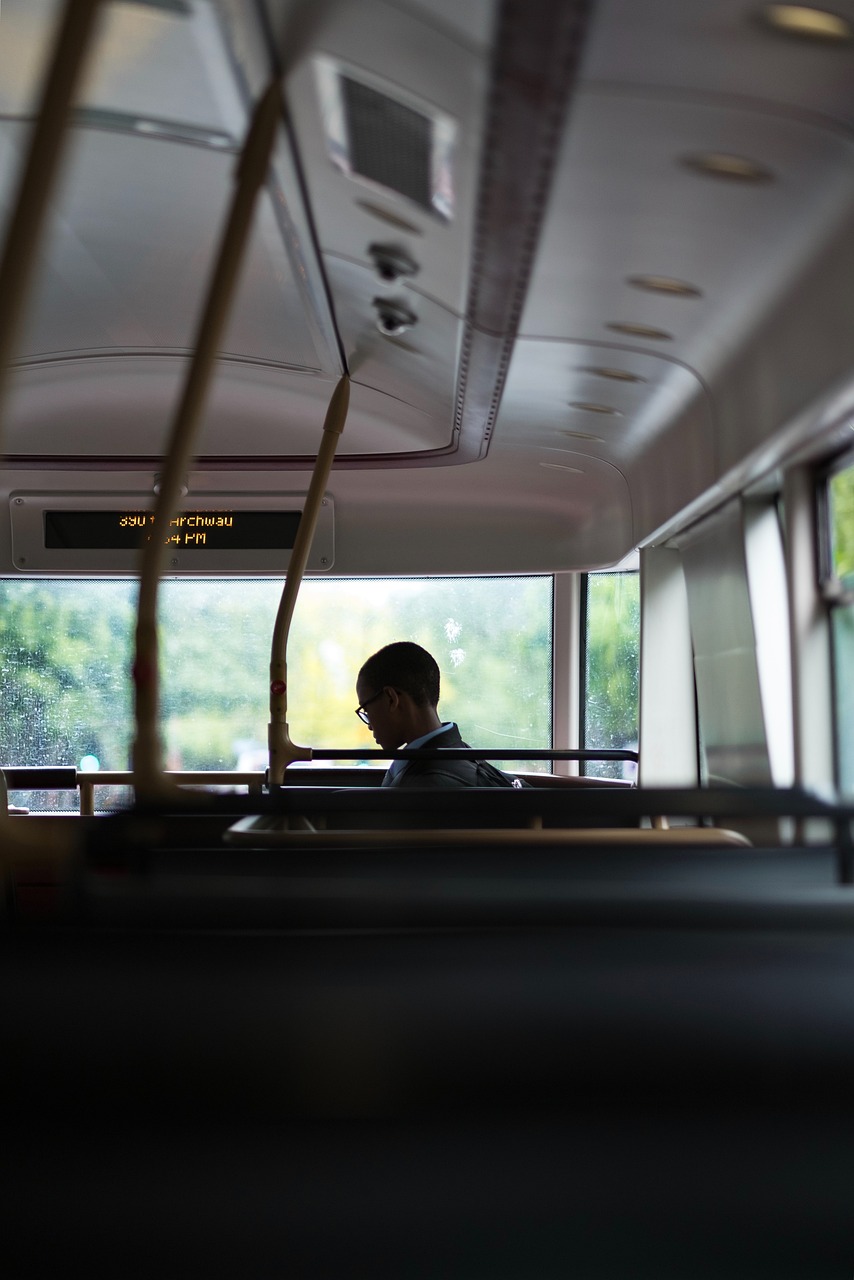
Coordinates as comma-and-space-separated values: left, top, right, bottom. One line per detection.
356, 642, 442, 750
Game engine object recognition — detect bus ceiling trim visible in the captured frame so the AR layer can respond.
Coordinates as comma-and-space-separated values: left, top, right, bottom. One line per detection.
453, 0, 594, 464
0, 447, 493, 470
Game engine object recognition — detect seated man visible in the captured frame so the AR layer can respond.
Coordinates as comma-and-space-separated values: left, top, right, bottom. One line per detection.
355, 641, 522, 788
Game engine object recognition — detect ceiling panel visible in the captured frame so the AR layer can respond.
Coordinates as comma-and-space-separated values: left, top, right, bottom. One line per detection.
0, 0, 244, 135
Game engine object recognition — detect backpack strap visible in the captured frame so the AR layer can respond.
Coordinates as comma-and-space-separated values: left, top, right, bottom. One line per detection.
474, 760, 530, 788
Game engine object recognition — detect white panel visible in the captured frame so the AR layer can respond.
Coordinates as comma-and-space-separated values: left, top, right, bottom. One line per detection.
678, 500, 772, 786
783, 466, 835, 792
744, 500, 794, 787
0, 0, 245, 135
7, 129, 319, 368
638, 547, 697, 787
552, 572, 581, 775
3, 360, 453, 457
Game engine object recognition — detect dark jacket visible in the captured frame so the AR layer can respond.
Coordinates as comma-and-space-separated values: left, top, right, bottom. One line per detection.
384, 723, 522, 789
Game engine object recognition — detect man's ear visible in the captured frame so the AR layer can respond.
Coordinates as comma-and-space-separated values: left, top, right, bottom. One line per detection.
385, 686, 402, 712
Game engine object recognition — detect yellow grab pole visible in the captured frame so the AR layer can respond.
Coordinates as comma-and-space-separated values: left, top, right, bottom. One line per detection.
0, 0, 104, 439
132, 82, 282, 800
268, 375, 350, 785
0, 1, 102, 865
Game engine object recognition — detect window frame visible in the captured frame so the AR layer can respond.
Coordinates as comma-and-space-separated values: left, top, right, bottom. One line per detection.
578, 564, 640, 780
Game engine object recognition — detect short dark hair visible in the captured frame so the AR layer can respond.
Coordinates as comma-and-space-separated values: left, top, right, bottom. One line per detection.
358, 642, 440, 707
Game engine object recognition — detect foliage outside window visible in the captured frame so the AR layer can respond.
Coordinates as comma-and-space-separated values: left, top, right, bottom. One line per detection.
0, 575, 552, 808
829, 465, 854, 587
583, 571, 639, 780
825, 461, 854, 794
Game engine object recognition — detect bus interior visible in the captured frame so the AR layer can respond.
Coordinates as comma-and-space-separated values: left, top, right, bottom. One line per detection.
3, 1, 854, 1275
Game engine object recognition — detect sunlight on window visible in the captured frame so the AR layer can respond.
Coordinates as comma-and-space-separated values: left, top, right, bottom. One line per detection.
0, 575, 553, 804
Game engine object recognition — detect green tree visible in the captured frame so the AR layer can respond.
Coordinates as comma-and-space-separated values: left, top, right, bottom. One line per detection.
0, 575, 555, 785
0, 579, 135, 770
584, 572, 639, 778
830, 466, 854, 584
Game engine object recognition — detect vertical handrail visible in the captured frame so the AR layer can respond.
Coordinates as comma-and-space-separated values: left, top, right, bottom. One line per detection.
79, 780, 95, 817
267, 376, 349, 785
836, 817, 854, 885
0, 0, 104, 427
0, 0, 103, 864
131, 82, 282, 800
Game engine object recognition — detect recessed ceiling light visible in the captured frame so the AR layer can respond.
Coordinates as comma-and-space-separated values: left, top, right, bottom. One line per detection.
628, 274, 702, 297
681, 152, 774, 182
760, 5, 852, 40
581, 367, 647, 383
568, 402, 622, 415
606, 322, 673, 340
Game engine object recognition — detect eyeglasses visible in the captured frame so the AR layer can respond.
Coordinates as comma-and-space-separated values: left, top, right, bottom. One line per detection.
355, 689, 384, 724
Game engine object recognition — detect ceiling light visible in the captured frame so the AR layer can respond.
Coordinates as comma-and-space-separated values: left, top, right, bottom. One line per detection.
681, 152, 774, 181
760, 5, 852, 40
606, 322, 673, 340
628, 274, 702, 297
568, 402, 622, 415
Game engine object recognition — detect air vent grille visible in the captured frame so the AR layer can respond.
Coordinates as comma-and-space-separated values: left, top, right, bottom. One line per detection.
341, 78, 433, 210
316, 58, 456, 220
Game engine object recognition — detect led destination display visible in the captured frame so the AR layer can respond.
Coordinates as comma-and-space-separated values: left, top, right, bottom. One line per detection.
44, 510, 303, 551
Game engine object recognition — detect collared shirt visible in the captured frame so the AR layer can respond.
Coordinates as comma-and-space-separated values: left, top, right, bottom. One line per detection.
382, 722, 455, 786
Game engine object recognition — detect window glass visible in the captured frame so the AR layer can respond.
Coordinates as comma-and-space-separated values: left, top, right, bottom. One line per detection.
0, 575, 552, 807
583, 571, 639, 780
828, 464, 854, 587
824, 460, 854, 795
831, 605, 854, 795
160, 575, 552, 770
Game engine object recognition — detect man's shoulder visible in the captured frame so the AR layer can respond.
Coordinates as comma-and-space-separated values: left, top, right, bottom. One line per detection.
434, 722, 467, 747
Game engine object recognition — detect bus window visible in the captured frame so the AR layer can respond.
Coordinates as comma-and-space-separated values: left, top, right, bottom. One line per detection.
823, 460, 854, 794
0, 574, 553, 807
582, 570, 639, 780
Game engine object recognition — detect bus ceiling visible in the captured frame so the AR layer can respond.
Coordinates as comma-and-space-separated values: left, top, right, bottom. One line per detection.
0, 0, 853, 574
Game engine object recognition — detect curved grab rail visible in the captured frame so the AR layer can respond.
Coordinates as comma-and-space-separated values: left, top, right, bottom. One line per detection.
0, 1, 105, 868
131, 83, 283, 801
267, 376, 350, 784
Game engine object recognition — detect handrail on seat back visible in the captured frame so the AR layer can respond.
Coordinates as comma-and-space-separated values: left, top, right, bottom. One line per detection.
224, 820, 752, 848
